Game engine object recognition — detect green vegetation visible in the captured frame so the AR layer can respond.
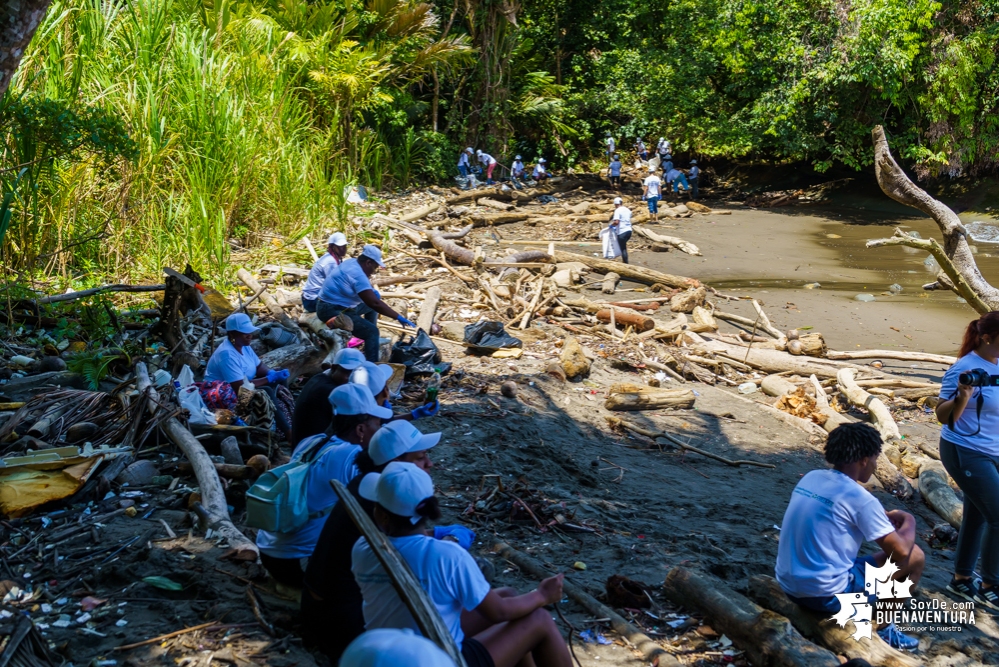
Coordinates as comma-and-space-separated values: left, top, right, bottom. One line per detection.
2, 0, 997, 286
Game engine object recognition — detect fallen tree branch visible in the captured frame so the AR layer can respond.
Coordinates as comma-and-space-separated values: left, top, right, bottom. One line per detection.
827, 347, 957, 366
634, 226, 701, 256
236, 268, 301, 333
606, 416, 774, 468
552, 250, 699, 289
37, 283, 166, 304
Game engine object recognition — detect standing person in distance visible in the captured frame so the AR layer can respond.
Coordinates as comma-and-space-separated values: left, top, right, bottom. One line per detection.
656, 137, 670, 163
642, 166, 662, 223
317, 245, 415, 363
634, 138, 648, 161
609, 196, 632, 264
532, 157, 549, 183
605, 131, 616, 161
937, 312, 999, 609
457, 147, 473, 179
608, 154, 622, 189
301, 232, 348, 314
510, 155, 525, 188
476, 149, 498, 185
688, 160, 700, 199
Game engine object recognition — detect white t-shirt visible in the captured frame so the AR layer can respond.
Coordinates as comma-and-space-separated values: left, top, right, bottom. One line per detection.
204, 339, 260, 384
940, 351, 999, 454
612, 206, 632, 233
775, 469, 894, 598
319, 258, 375, 309
478, 153, 496, 166
512, 160, 524, 177
256, 436, 362, 558
303, 252, 340, 302
352, 534, 491, 647
606, 137, 615, 152
533, 164, 546, 177
458, 152, 470, 167
643, 175, 661, 197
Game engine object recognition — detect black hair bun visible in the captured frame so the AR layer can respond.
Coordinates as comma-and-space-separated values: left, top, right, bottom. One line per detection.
414, 496, 442, 521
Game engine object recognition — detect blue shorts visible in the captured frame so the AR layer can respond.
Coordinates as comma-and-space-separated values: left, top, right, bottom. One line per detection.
302, 297, 318, 313
647, 196, 659, 213
785, 554, 879, 614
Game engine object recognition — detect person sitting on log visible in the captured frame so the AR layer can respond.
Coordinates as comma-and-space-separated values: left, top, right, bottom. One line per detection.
290, 347, 365, 446
256, 383, 392, 594
350, 361, 439, 423
775, 422, 924, 650
302, 232, 349, 314
936, 312, 999, 610
316, 244, 415, 363
302, 420, 443, 661
532, 157, 549, 183
202, 312, 292, 436
642, 166, 662, 222
340, 629, 456, 667
352, 461, 572, 667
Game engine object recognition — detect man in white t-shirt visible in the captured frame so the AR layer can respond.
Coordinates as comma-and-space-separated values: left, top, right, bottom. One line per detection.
302, 232, 348, 313
317, 245, 415, 362
609, 197, 632, 264
642, 167, 662, 222
775, 423, 924, 649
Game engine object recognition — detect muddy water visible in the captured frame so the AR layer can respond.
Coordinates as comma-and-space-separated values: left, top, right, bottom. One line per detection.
635, 191, 999, 358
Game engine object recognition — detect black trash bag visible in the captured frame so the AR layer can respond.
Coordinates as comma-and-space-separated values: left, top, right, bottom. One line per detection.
463, 321, 523, 352
390, 329, 452, 378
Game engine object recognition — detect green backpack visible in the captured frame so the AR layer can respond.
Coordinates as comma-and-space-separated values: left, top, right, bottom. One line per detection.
246, 434, 337, 533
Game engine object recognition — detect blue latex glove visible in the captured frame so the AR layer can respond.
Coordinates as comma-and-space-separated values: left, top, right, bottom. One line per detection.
410, 400, 439, 420
434, 525, 476, 550
397, 315, 416, 328
234, 417, 248, 427
266, 369, 290, 384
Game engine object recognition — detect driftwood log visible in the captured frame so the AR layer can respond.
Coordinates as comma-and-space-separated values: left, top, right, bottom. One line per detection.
471, 213, 530, 227
870, 125, 999, 311
259, 343, 325, 380
398, 202, 440, 222
747, 575, 921, 667
605, 384, 695, 411
595, 308, 655, 332
477, 198, 514, 211
602, 271, 620, 294
827, 349, 957, 366
919, 459, 963, 529
663, 567, 840, 667
552, 250, 698, 289
236, 269, 301, 333
417, 286, 442, 333
808, 374, 852, 432
493, 542, 681, 667
37, 283, 165, 305
135, 363, 257, 557
634, 226, 701, 256
332, 479, 466, 666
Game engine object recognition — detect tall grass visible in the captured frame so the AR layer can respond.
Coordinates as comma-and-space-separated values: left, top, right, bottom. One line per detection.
2, 0, 471, 288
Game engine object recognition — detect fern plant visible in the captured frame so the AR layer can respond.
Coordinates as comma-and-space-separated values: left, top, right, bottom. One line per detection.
66, 350, 131, 390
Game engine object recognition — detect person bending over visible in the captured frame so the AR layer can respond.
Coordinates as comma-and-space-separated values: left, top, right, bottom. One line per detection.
937, 311, 999, 609
353, 462, 572, 667
775, 422, 924, 650
316, 245, 415, 363
256, 383, 391, 591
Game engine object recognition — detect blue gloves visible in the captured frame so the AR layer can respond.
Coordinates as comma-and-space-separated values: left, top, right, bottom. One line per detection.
397, 315, 416, 328
266, 369, 290, 384
410, 400, 440, 420
434, 525, 476, 550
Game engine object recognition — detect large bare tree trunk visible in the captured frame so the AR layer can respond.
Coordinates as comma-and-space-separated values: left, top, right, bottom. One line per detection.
0, 0, 52, 99
871, 126, 999, 310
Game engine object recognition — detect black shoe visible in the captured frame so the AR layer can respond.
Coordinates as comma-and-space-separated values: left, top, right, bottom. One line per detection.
975, 586, 999, 611
946, 577, 978, 603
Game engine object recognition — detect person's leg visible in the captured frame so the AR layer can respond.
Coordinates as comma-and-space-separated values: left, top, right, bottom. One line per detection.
260, 552, 304, 587
343, 306, 381, 362
316, 300, 341, 325
617, 230, 631, 264
474, 607, 571, 667
941, 438, 989, 582
691, 177, 698, 198
461, 588, 518, 638
459, 164, 469, 178
301, 297, 317, 313
951, 446, 999, 588
487, 162, 496, 183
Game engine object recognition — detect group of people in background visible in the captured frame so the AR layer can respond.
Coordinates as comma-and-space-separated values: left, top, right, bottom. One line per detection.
457, 147, 548, 186
606, 132, 700, 199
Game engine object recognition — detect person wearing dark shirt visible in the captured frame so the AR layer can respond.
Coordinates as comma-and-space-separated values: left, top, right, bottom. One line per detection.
290, 348, 365, 446
301, 421, 440, 661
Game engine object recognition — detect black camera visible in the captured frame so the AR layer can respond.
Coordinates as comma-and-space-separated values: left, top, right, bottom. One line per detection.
959, 368, 999, 387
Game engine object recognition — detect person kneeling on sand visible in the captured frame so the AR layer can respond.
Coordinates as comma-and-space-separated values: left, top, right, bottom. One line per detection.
775, 423, 925, 650
353, 462, 573, 667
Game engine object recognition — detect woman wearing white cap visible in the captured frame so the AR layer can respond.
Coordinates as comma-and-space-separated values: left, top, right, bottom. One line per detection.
203, 312, 292, 435
353, 462, 571, 667
609, 196, 632, 264
476, 149, 498, 185
532, 157, 548, 183
302, 420, 445, 660
510, 155, 525, 187
290, 347, 365, 446
317, 244, 415, 363
350, 361, 439, 423
301, 232, 349, 313
256, 382, 392, 590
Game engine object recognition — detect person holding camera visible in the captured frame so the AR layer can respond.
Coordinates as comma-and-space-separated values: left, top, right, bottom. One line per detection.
937, 312, 999, 609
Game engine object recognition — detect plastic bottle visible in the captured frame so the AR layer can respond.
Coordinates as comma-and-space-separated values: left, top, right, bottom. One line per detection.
425, 371, 441, 403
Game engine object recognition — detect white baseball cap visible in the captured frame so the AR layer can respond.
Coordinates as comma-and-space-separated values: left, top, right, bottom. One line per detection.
328, 232, 348, 246
613, 197, 623, 205
332, 347, 365, 371
360, 244, 386, 268
369, 421, 441, 465
225, 312, 260, 334
515, 155, 522, 160
340, 629, 455, 667
648, 166, 656, 172
476, 149, 482, 155
328, 383, 393, 419
359, 461, 435, 523
465, 147, 473, 153
538, 157, 546, 163
350, 361, 395, 397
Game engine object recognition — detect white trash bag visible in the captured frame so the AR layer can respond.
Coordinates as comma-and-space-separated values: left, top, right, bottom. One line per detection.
178, 385, 217, 425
